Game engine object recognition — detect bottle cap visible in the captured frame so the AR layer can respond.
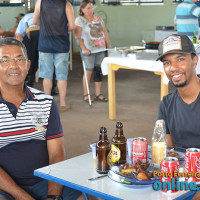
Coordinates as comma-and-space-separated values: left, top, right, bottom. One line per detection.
100, 127, 107, 133
116, 122, 123, 128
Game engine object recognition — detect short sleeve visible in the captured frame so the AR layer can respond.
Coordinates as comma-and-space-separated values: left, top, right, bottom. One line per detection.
190, 5, 200, 17
174, 15, 176, 23
15, 17, 26, 37
75, 17, 83, 28
158, 100, 170, 135
46, 99, 63, 140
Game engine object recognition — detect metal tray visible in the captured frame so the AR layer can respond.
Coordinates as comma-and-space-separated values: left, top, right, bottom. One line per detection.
135, 49, 158, 60
107, 46, 145, 58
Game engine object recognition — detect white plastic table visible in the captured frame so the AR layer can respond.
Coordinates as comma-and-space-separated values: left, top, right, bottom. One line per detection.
101, 57, 169, 120
34, 153, 196, 200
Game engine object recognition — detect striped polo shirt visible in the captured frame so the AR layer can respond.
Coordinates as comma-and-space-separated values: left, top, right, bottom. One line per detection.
0, 86, 63, 186
174, 0, 200, 39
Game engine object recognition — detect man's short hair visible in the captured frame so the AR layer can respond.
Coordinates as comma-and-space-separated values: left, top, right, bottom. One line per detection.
0, 37, 28, 60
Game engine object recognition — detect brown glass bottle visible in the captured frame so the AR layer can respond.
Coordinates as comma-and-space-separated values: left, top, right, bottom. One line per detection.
111, 122, 126, 166
96, 127, 111, 174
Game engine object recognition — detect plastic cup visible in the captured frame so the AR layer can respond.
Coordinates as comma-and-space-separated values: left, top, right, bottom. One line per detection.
126, 138, 134, 165
89, 143, 97, 160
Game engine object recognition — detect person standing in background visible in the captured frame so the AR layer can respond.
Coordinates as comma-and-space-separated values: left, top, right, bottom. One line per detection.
174, 0, 200, 40
13, 13, 25, 34
33, 0, 75, 112
75, 0, 111, 103
15, 8, 40, 87
195, 0, 200, 39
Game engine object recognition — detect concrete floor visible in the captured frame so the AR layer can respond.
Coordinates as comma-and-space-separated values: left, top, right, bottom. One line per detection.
34, 53, 175, 160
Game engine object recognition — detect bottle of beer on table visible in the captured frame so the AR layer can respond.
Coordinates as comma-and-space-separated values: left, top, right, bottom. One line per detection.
193, 32, 197, 44
96, 127, 111, 174
111, 122, 127, 166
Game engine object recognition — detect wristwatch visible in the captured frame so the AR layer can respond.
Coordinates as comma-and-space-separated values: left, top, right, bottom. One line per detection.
47, 195, 63, 200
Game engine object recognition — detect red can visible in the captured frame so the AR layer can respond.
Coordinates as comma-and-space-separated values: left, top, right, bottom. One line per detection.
132, 137, 148, 166
161, 157, 179, 194
185, 148, 200, 182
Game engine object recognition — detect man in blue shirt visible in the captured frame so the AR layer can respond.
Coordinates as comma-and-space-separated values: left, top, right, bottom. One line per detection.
174, 0, 200, 39
0, 38, 81, 200
15, 10, 39, 88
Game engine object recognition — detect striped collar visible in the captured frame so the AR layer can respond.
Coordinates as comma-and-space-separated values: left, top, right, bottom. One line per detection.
0, 84, 35, 103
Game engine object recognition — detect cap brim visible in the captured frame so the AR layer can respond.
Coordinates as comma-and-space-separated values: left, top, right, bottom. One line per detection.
156, 51, 196, 61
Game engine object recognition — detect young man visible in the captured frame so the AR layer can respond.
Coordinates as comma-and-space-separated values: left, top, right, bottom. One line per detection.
0, 38, 81, 200
157, 34, 200, 148
157, 34, 200, 200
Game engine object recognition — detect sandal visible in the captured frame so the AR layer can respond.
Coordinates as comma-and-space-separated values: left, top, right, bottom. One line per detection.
83, 94, 94, 103
94, 94, 108, 102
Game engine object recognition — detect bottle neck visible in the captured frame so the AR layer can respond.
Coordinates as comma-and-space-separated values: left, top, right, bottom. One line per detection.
115, 128, 124, 137
101, 133, 108, 141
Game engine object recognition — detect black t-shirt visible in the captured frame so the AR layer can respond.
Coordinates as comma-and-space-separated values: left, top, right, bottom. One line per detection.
38, 0, 69, 53
158, 90, 200, 149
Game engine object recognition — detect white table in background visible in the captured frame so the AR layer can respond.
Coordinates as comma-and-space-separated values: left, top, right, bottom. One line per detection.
101, 56, 200, 121
101, 57, 169, 120
34, 153, 195, 200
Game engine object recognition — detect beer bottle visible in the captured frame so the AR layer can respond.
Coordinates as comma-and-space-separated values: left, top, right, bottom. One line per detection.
193, 32, 197, 44
96, 127, 111, 174
111, 122, 127, 166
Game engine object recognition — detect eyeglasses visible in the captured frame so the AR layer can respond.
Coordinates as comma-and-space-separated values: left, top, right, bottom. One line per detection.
0, 56, 27, 67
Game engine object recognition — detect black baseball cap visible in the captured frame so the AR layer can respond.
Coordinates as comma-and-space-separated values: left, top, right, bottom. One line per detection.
156, 34, 196, 61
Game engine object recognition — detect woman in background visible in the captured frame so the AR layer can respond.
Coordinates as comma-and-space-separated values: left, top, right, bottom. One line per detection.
75, 0, 111, 102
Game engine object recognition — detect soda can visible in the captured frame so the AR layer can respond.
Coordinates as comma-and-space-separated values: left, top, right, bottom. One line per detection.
184, 148, 200, 182
132, 137, 148, 166
161, 157, 179, 194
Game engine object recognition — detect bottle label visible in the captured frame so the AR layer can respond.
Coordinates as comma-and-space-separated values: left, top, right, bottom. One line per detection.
111, 144, 121, 162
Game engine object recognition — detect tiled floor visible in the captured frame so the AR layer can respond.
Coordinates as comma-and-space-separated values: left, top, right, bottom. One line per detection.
34, 53, 175, 159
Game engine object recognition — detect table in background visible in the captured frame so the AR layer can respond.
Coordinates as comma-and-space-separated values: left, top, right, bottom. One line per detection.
34, 153, 195, 200
101, 57, 169, 120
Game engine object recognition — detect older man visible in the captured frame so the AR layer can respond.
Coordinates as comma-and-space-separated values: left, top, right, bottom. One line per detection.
0, 38, 81, 200
157, 34, 200, 200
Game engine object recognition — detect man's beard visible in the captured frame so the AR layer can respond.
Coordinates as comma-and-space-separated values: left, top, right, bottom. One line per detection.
172, 81, 187, 88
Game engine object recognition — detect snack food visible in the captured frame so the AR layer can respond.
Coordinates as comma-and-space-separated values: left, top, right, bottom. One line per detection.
167, 151, 181, 159
137, 172, 149, 180
118, 160, 152, 180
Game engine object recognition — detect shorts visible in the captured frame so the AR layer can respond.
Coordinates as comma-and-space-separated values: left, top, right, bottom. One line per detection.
39, 52, 69, 80
81, 51, 105, 71
0, 180, 82, 200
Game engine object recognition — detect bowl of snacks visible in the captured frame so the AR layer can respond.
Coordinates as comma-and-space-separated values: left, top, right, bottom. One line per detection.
108, 160, 160, 185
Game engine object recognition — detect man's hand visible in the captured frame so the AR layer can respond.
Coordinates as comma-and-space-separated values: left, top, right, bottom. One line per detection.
0, 167, 35, 200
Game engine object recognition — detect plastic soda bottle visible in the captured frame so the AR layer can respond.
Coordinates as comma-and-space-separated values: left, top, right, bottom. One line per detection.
151, 119, 167, 168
